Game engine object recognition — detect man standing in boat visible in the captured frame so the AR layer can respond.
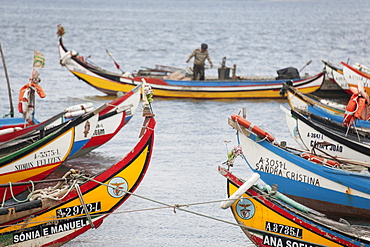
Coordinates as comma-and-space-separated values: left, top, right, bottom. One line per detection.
186, 43, 213, 80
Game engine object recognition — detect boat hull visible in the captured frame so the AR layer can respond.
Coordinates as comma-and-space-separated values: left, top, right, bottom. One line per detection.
322, 60, 350, 93
231, 114, 370, 220
342, 61, 370, 94
59, 37, 325, 99
282, 106, 370, 162
220, 166, 370, 246
0, 110, 100, 200
0, 117, 155, 246
68, 84, 141, 159
286, 84, 370, 129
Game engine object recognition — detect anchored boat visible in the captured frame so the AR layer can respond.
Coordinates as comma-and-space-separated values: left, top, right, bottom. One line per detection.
58, 27, 325, 99
0, 115, 156, 246
219, 165, 370, 247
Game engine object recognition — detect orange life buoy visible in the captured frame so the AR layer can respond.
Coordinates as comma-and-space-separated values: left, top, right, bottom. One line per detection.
343, 94, 358, 127
231, 114, 275, 142
18, 84, 30, 113
18, 82, 46, 113
354, 97, 366, 119
301, 153, 340, 168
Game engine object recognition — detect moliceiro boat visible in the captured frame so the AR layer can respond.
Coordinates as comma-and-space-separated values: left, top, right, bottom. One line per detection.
282, 105, 370, 163
342, 61, 370, 95
322, 59, 350, 94
58, 26, 325, 99
228, 112, 370, 220
0, 106, 102, 201
0, 116, 156, 246
0, 83, 142, 161
285, 82, 370, 129
218, 165, 370, 247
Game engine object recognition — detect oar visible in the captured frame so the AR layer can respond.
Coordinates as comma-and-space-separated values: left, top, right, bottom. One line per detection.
299, 60, 312, 73
106, 49, 124, 74
0, 43, 14, 118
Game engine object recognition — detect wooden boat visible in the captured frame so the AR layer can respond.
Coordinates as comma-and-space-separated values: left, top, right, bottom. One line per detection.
0, 107, 101, 201
218, 166, 370, 247
285, 81, 346, 115
285, 82, 370, 129
322, 59, 350, 94
0, 83, 142, 160
281, 105, 370, 163
228, 113, 370, 220
58, 34, 325, 99
0, 111, 66, 143
342, 61, 370, 94
0, 116, 155, 246
0, 105, 101, 160
67, 83, 141, 159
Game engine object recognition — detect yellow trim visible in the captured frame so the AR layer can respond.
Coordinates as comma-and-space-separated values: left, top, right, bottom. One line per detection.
0, 163, 61, 184
72, 71, 321, 99
72, 71, 136, 93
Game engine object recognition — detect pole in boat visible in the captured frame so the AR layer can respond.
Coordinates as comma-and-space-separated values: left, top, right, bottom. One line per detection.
299, 60, 312, 73
106, 49, 124, 74
0, 43, 14, 117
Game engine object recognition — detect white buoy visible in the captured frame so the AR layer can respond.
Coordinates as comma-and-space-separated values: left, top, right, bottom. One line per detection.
64, 103, 94, 113
0, 127, 22, 136
220, 173, 260, 209
64, 107, 94, 118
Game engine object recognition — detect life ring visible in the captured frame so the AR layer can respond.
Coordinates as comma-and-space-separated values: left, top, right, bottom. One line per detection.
343, 94, 358, 127
231, 114, 275, 142
18, 83, 46, 123
354, 97, 366, 119
343, 89, 370, 125
301, 153, 340, 168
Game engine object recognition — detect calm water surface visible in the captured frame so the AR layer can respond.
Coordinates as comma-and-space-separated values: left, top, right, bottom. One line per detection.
1, 0, 370, 246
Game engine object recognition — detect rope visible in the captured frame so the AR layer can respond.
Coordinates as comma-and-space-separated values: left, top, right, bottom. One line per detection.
8, 181, 35, 203
0, 190, 271, 232
0, 167, 283, 236
256, 135, 269, 143
29, 170, 80, 201
2, 112, 14, 118
1, 187, 7, 207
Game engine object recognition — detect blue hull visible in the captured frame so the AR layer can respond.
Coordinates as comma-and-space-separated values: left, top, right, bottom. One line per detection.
234, 120, 370, 219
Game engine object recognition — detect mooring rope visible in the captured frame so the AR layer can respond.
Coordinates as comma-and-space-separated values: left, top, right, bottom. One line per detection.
1, 189, 270, 232
0, 170, 272, 232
